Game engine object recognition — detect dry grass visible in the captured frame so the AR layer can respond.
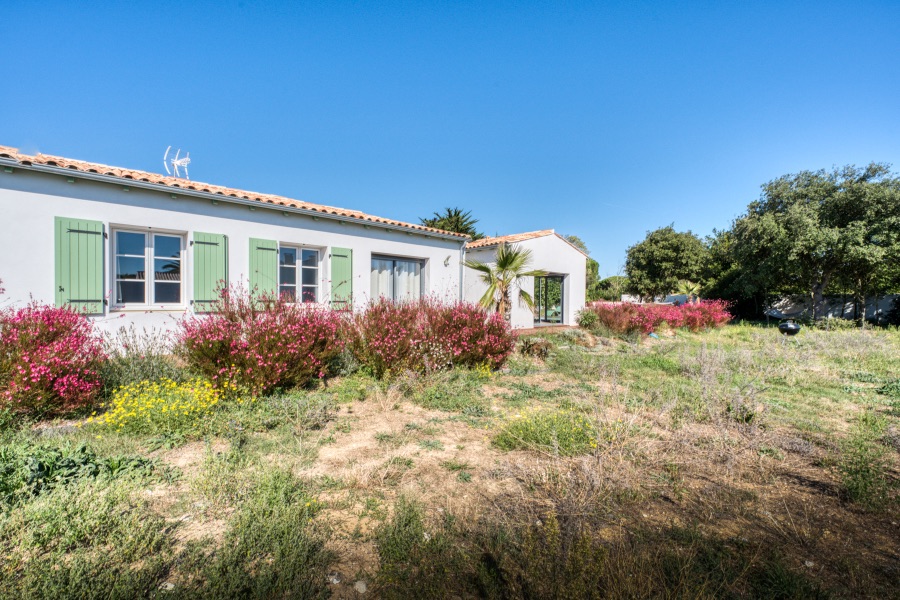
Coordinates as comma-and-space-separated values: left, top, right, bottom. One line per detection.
2, 323, 899, 598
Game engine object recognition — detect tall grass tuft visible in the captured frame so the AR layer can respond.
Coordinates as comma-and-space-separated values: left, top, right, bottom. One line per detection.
839, 412, 897, 509
100, 324, 188, 398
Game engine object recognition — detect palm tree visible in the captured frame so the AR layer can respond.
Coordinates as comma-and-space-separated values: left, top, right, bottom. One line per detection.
674, 280, 701, 304
464, 243, 546, 321
420, 207, 485, 240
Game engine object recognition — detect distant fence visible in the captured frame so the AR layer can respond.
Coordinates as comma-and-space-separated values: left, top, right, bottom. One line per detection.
619, 293, 898, 322
767, 295, 897, 321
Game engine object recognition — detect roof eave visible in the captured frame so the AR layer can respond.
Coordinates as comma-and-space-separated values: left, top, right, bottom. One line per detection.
465, 231, 590, 257
0, 158, 469, 243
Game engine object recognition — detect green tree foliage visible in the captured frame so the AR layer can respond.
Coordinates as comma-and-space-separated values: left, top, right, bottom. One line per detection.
464, 243, 546, 321
625, 226, 708, 300
420, 207, 485, 240
720, 164, 900, 320
593, 275, 629, 301
565, 235, 600, 298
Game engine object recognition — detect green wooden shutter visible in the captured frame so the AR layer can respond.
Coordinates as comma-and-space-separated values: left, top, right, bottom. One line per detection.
54, 216, 104, 314
192, 232, 227, 312
249, 238, 278, 296
330, 247, 353, 308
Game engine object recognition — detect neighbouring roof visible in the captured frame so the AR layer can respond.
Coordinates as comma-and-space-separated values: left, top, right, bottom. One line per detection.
466, 229, 589, 256
0, 145, 469, 239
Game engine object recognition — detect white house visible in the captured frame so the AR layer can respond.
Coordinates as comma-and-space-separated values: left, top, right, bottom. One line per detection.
464, 230, 587, 329
0, 146, 468, 333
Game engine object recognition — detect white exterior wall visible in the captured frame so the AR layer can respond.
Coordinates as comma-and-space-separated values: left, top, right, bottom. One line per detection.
463, 235, 587, 329
462, 245, 498, 311
0, 169, 464, 333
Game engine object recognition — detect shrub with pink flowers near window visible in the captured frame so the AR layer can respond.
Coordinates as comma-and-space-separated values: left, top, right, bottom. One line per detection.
175, 287, 346, 395
577, 300, 732, 335
347, 299, 423, 378
0, 302, 106, 415
422, 300, 515, 370
348, 298, 515, 378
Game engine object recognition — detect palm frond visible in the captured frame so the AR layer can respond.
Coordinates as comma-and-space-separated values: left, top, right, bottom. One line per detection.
479, 284, 498, 310
465, 242, 547, 318
518, 289, 536, 310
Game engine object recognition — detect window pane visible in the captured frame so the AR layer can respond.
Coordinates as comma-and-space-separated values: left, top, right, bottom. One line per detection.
280, 266, 296, 285
116, 256, 146, 280
154, 282, 181, 304
279, 247, 297, 266
301, 286, 317, 303
116, 281, 145, 304
154, 235, 181, 258
301, 249, 318, 267
371, 259, 393, 299
394, 260, 421, 301
154, 258, 181, 281
301, 268, 317, 285
279, 286, 296, 302
116, 231, 145, 255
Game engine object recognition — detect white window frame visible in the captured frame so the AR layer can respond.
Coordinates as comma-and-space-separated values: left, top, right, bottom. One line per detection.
111, 227, 186, 310
279, 245, 320, 304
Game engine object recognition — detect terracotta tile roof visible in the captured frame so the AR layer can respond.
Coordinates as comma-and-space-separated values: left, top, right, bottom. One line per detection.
0, 145, 468, 239
466, 229, 555, 248
466, 229, 589, 256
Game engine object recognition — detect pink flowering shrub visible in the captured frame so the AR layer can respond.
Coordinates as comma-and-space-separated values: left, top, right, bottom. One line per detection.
0, 302, 106, 414
423, 301, 515, 370
577, 302, 639, 334
349, 298, 515, 378
579, 300, 732, 335
175, 287, 346, 395
348, 299, 422, 378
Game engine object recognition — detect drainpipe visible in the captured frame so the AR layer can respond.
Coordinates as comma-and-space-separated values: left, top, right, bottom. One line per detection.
458, 240, 467, 301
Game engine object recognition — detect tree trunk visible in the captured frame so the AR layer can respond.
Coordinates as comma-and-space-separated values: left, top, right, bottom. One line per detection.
499, 288, 511, 323
811, 274, 832, 321
853, 276, 866, 327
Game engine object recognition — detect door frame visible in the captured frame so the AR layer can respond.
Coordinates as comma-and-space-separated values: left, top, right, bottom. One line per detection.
533, 274, 565, 324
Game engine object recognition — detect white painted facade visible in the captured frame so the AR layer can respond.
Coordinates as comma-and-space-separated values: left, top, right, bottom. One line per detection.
463, 233, 587, 329
0, 167, 466, 333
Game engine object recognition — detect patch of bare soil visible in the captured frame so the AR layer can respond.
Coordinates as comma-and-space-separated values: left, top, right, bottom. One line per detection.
160, 440, 228, 473
298, 395, 523, 588
144, 440, 232, 551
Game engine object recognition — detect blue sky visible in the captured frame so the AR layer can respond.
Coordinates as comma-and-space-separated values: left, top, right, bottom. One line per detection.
4, 1, 899, 276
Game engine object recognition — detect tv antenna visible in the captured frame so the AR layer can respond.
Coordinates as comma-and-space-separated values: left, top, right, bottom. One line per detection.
163, 146, 191, 179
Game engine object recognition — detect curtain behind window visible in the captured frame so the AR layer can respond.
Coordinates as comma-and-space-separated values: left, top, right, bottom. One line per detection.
394, 260, 421, 301
370, 258, 393, 299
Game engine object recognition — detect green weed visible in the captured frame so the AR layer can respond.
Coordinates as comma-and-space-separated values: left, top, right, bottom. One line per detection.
375, 497, 463, 597
0, 478, 172, 599
176, 467, 332, 598
418, 439, 444, 451
439, 460, 472, 472
0, 441, 160, 508
493, 410, 597, 456
410, 370, 488, 413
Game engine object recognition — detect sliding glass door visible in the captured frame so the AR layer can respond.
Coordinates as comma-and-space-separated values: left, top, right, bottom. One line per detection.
533, 275, 564, 324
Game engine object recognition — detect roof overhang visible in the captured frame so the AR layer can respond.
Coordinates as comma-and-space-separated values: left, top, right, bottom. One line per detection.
0, 157, 469, 244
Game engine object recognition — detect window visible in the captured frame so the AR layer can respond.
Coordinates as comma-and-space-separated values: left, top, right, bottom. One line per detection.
279, 247, 319, 302
371, 256, 422, 301
114, 230, 183, 306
